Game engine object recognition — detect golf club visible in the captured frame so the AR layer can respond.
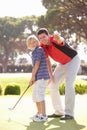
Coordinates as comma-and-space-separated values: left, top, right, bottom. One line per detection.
8, 85, 30, 110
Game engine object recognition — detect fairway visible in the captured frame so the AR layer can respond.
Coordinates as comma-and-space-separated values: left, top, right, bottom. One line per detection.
0, 95, 87, 130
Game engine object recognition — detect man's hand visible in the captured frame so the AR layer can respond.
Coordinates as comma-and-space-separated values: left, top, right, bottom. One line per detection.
54, 33, 63, 44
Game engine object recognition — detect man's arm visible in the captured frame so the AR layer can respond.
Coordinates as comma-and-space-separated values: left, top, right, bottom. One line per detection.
29, 61, 40, 86
46, 58, 54, 83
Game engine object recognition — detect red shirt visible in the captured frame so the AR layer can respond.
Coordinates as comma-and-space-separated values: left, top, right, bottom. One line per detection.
40, 35, 77, 64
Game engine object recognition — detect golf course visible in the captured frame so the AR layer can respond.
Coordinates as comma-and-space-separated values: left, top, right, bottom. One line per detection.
0, 73, 87, 130
0, 94, 87, 130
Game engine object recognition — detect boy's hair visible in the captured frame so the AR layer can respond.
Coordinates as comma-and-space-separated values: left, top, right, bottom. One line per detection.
27, 34, 39, 47
37, 28, 49, 36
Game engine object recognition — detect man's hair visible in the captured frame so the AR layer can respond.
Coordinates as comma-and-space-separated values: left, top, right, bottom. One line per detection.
37, 28, 49, 35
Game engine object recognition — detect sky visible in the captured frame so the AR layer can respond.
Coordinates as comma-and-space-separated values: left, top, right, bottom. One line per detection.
0, 0, 47, 17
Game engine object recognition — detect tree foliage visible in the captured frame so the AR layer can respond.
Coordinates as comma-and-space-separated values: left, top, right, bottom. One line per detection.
38, 0, 87, 43
0, 16, 38, 72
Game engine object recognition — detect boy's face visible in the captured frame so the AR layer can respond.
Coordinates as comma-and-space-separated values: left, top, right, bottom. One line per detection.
28, 39, 39, 50
38, 33, 50, 45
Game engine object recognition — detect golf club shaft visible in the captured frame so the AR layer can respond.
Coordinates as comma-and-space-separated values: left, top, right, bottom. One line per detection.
9, 85, 30, 110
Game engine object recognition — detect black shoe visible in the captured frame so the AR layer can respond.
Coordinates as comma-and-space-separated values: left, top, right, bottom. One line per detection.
48, 113, 63, 118
60, 115, 74, 120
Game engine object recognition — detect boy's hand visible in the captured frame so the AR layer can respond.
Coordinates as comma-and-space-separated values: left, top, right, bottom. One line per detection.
48, 75, 54, 85
29, 76, 36, 86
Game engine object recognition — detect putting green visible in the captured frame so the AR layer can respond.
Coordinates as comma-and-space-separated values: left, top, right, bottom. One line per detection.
0, 95, 87, 130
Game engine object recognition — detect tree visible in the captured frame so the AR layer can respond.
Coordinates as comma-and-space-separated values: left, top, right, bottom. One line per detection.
38, 0, 87, 45
0, 16, 38, 72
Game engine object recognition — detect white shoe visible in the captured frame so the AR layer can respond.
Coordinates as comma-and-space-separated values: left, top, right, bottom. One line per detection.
31, 113, 39, 120
33, 114, 48, 122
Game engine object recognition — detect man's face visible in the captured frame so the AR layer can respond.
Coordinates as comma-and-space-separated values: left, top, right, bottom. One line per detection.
38, 33, 49, 45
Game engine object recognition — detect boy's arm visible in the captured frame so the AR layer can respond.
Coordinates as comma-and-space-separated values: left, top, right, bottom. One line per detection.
29, 60, 40, 86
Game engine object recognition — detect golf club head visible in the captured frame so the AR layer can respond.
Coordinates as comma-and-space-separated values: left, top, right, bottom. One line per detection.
8, 107, 14, 111
8, 85, 30, 111
8, 117, 12, 122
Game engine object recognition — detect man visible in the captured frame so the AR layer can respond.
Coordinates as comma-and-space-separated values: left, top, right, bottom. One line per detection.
37, 28, 80, 120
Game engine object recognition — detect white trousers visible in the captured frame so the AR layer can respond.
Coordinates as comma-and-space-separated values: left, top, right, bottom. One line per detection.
48, 54, 80, 116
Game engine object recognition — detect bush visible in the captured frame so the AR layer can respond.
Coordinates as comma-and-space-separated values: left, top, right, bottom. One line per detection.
0, 85, 2, 95
59, 83, 65, 95
75, 84, 87, 94
4, 83, 21, 95
59, 83, 87, 95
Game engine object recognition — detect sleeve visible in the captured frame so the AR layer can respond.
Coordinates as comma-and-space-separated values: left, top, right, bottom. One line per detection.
40, 43, 49, 58
35, 48, 43, 61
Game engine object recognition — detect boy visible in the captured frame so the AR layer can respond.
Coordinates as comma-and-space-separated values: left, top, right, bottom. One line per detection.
26, 35, 50, 122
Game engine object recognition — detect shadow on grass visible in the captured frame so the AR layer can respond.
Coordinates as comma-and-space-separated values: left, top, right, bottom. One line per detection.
25, 118, 85, 130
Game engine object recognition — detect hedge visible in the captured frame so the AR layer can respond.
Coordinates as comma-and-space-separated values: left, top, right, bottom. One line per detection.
4, 83, 21, 95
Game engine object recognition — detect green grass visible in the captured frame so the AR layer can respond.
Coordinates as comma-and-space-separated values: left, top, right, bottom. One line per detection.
0, 76, 31, 95
0, 74, 87, 130
0, 75, 87, 95
0, 95, 87, 130
75, 78, 87, 85
0, 76, 50, 95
